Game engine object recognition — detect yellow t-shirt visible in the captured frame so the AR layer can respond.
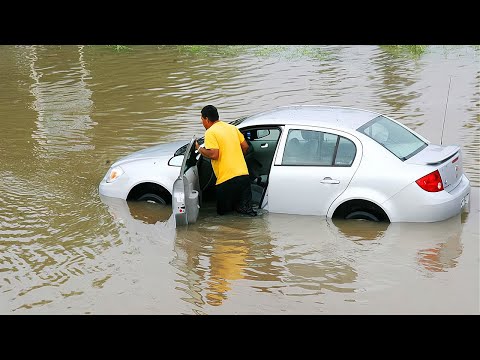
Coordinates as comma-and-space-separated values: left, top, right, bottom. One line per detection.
205, 121, 249, 185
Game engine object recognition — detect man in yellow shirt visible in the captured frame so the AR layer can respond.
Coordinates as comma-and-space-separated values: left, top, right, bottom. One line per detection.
195, 105, 257, 216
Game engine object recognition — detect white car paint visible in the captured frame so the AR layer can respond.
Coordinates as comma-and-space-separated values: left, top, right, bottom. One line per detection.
268, 125, 362, 216
99, 105, 471, 223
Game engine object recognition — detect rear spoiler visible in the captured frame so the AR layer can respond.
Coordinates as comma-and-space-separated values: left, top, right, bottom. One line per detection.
424, 145, 460, 165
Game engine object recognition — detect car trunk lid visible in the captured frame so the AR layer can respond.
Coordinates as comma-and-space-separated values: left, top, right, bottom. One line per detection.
406, 144, 463, 192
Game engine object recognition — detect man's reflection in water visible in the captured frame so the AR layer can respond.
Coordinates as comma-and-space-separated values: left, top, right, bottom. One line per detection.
206, 242, 248, 306
173, 214, 283, 309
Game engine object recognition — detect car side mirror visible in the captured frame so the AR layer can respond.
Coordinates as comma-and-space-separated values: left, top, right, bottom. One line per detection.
257, 129, 270, 139
168, 155, 184, 167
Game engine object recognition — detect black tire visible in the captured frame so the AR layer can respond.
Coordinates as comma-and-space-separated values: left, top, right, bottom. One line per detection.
345, 210, 379, 222
137, 193, 167, 205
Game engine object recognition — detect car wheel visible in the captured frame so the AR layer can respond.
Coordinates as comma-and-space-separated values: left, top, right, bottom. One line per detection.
137, 193, 167, 205
345, 210, 379, 222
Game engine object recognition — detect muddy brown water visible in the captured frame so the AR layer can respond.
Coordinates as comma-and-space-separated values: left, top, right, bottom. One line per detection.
0, 45, 478, 314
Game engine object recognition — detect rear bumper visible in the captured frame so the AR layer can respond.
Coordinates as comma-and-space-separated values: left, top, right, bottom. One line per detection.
383, 174, 470, 222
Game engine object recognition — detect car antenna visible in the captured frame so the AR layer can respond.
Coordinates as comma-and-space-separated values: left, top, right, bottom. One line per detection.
440, 76, 452, 145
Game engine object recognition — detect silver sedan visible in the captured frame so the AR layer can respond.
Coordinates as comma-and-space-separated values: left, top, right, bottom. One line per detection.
99, 105, 471, 224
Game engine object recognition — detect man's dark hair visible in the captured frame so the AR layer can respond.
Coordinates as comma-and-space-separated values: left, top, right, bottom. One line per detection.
201, 105, 219, 121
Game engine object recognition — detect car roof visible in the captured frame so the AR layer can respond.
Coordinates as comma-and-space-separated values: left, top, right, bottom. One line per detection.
238, 105, 381, 131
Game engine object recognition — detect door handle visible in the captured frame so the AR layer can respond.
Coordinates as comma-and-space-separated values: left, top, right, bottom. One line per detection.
260, 143, 268, 148
320, 177, 340, 184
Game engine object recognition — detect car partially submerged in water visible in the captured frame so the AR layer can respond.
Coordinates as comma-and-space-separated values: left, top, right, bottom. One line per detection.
99, 105, 471, 225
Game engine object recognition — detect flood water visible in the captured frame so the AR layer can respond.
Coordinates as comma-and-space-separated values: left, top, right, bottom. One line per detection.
0, 45, 478, 314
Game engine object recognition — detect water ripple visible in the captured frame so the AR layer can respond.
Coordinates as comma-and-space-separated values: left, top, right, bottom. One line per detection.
0, 45, 477, 313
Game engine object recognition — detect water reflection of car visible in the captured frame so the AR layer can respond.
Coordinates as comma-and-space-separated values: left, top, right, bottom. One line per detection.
396, 215, 464, 273
99, 194, 176, 240
330, 213, 464, 277
99, 105, 471, 224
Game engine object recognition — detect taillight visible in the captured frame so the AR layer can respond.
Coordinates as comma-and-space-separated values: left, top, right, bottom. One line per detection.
416, 170, 444, 192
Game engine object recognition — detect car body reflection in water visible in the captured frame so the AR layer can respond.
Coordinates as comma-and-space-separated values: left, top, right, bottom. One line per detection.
100, 194, 466, 313
332, 212, 465, 275
403, 214, 465, 273
264, 214, 359, 296
99, 194, 176, 242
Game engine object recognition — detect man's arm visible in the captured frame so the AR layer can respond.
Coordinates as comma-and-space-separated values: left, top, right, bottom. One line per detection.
240, 140, 249, 155
195, 140, 219, 160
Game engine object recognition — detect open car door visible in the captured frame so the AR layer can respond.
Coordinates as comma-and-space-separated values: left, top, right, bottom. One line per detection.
172, 136, 201, 226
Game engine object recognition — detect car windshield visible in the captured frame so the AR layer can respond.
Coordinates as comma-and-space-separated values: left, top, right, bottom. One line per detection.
174, 115, 250, 156
357, 115, 427, 161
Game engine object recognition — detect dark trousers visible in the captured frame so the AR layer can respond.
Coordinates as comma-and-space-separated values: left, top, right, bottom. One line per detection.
215, 175, 254, 215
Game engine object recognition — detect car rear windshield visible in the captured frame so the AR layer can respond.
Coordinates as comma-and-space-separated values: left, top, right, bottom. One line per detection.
357, 115, 427, 161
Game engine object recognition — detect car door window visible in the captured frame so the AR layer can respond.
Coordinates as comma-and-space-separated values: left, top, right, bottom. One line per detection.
243, 127, 281, 173
334, 136, 356, 166
320, 132, 337, 165
283, 129, 328, 165
282, 129, 356, 167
